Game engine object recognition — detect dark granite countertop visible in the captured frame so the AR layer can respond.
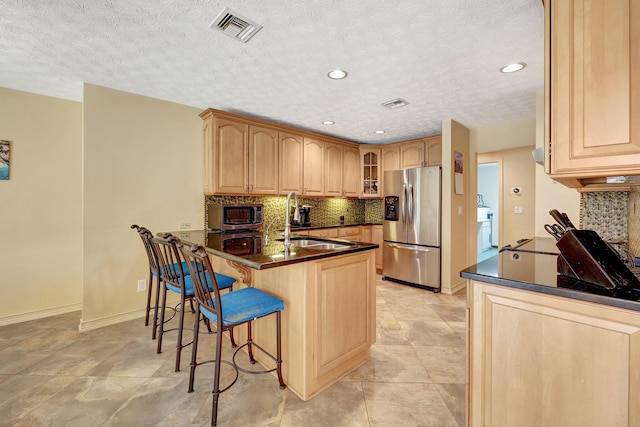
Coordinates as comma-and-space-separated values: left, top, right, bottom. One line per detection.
461, 242, 640, 312
163, 230, 378, 271
288, 222, 383, 231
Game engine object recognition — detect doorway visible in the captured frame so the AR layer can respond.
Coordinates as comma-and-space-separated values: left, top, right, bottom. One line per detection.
477, 162, 499, 262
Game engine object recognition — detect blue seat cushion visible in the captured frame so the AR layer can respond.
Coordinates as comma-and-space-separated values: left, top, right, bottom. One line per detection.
165, 272, 236, 296
200, 287, 284, 327
152, 261, 193, 277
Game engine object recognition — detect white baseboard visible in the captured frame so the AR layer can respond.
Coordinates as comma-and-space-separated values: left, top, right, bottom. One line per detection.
79, 309, 145, 332
0, 303, 82, 327
449, 279, 467, 295
78, 295, 181, 332
441, 279, 467, 295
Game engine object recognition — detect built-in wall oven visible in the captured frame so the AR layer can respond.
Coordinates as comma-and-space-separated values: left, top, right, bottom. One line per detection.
207, 203, 263, 231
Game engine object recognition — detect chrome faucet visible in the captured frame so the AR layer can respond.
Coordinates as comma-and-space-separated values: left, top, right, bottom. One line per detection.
284, 191, 300, 250
264, 216, 281, 246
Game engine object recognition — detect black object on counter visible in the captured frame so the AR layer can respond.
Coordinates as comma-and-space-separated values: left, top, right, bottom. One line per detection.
556, 229, 640, 289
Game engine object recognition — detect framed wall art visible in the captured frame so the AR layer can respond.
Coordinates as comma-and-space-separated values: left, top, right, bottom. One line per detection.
0, 140, 9, 180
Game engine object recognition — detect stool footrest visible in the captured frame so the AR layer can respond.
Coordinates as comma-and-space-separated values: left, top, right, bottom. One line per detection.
188, 359, 238, 394
232, 341, 280, 376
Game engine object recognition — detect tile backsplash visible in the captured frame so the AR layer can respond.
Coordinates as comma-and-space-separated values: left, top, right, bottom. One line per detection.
580, 191, 640, 258
629, 192, 640, 256
204, 195, 384, 230
580, 192, 629, 243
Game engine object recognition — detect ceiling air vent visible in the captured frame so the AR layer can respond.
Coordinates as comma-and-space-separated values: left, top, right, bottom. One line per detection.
381, 98, 410, 109
210, 7, 263, 43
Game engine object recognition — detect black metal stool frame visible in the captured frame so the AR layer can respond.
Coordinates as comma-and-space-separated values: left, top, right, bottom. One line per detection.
177, 240, 285, 427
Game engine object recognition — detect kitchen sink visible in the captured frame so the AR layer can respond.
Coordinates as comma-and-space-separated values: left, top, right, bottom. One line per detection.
301, 242, 351, 250
286, 238, 352, 250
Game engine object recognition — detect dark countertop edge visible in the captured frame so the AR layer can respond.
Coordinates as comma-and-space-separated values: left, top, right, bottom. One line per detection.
287, 222, 383, 231
460, 270, 640, 312
169, 231, 378, 271
248, 244, 378, 270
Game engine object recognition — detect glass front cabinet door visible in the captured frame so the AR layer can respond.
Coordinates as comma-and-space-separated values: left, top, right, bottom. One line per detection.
360, 147, 381, 198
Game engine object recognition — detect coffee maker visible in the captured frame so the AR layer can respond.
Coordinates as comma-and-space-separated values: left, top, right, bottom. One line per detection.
297, 205, 311, 227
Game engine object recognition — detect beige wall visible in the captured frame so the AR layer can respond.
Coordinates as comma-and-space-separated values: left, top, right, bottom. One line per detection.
478, 146, 536, 246
81, 84, 204, 330
534, 91, 580, 235
470, 118, 536, 153
469, 117, 539, 250
0, 87, 82, 323
442, 119, 470, 295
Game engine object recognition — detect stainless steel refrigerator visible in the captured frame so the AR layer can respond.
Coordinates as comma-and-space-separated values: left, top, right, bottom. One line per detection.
383, 166, 441, 291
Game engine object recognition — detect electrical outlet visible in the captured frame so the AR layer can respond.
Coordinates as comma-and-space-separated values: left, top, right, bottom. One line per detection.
179, 222, 191, 230
137, 279, 147, 292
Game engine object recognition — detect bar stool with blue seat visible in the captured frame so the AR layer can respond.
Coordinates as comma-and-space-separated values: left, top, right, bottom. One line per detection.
176, 239, 286, 427
151, 233, 236, 372
130, 224, 163, 338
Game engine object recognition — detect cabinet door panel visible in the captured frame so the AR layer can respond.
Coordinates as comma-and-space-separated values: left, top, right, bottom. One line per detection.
279, 132, 303, 194
324, 142, 343, 197
400, 141, 425, 169
550, 0, 640, 176
372, 225, 383, 270
249, 125, 278, 195
425, 136, 442, 167
469, 281, 640, 427
303, 138, 324, 196
216, 118, 248, 193
342, 146, 360, 197
360, 148, 381, 198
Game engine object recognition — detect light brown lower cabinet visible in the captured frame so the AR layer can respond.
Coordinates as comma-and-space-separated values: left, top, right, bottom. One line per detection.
467, 280, 640, 427
306, 228, 339, 238
338, 225, 361, 242
372, 225, 383, 271
216, 251, 376, 401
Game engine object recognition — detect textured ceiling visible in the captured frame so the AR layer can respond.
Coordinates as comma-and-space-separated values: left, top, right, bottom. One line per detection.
0, 0, 544, 144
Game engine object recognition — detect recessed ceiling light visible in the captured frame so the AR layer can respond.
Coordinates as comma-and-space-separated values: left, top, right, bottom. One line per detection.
322, 120, 335, 125
374, 130, 385, 134
500, 62, 526, 73
327, 69, 348, 80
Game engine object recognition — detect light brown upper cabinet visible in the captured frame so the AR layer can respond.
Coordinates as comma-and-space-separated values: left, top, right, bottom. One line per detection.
425, 135, 442, 166
360, 147, 381, 198
381, 146, 400, 172
324, 142, 360, 197
249, 125, 279, 195
303, 137, 324, 196
201, 110, 278, 195
201, 114, 249, 194
546, 0, 640, 188
343, 145, 360, 197
324, 142, 343, 197
279, 131, 304, 195
399, 139, 426, 169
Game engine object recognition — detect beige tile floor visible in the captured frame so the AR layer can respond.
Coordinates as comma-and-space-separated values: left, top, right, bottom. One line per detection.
0, 276, 467, 426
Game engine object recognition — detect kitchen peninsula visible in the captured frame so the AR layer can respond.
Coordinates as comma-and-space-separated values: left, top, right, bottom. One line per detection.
461, 241, 640, 426
171, 229, 378, 401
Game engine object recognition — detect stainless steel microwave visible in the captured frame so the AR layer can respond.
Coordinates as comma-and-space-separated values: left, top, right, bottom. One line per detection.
207, 203, 263, 231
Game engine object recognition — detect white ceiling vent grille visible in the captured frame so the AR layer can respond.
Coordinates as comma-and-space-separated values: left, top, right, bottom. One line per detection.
382, 98, 410, 109
210, 8, 263, 43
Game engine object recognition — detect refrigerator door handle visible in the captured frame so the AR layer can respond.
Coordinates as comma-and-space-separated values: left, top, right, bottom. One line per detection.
408, 184, 414, 225
386, 242, 431, 253
401, 184, 407, 224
